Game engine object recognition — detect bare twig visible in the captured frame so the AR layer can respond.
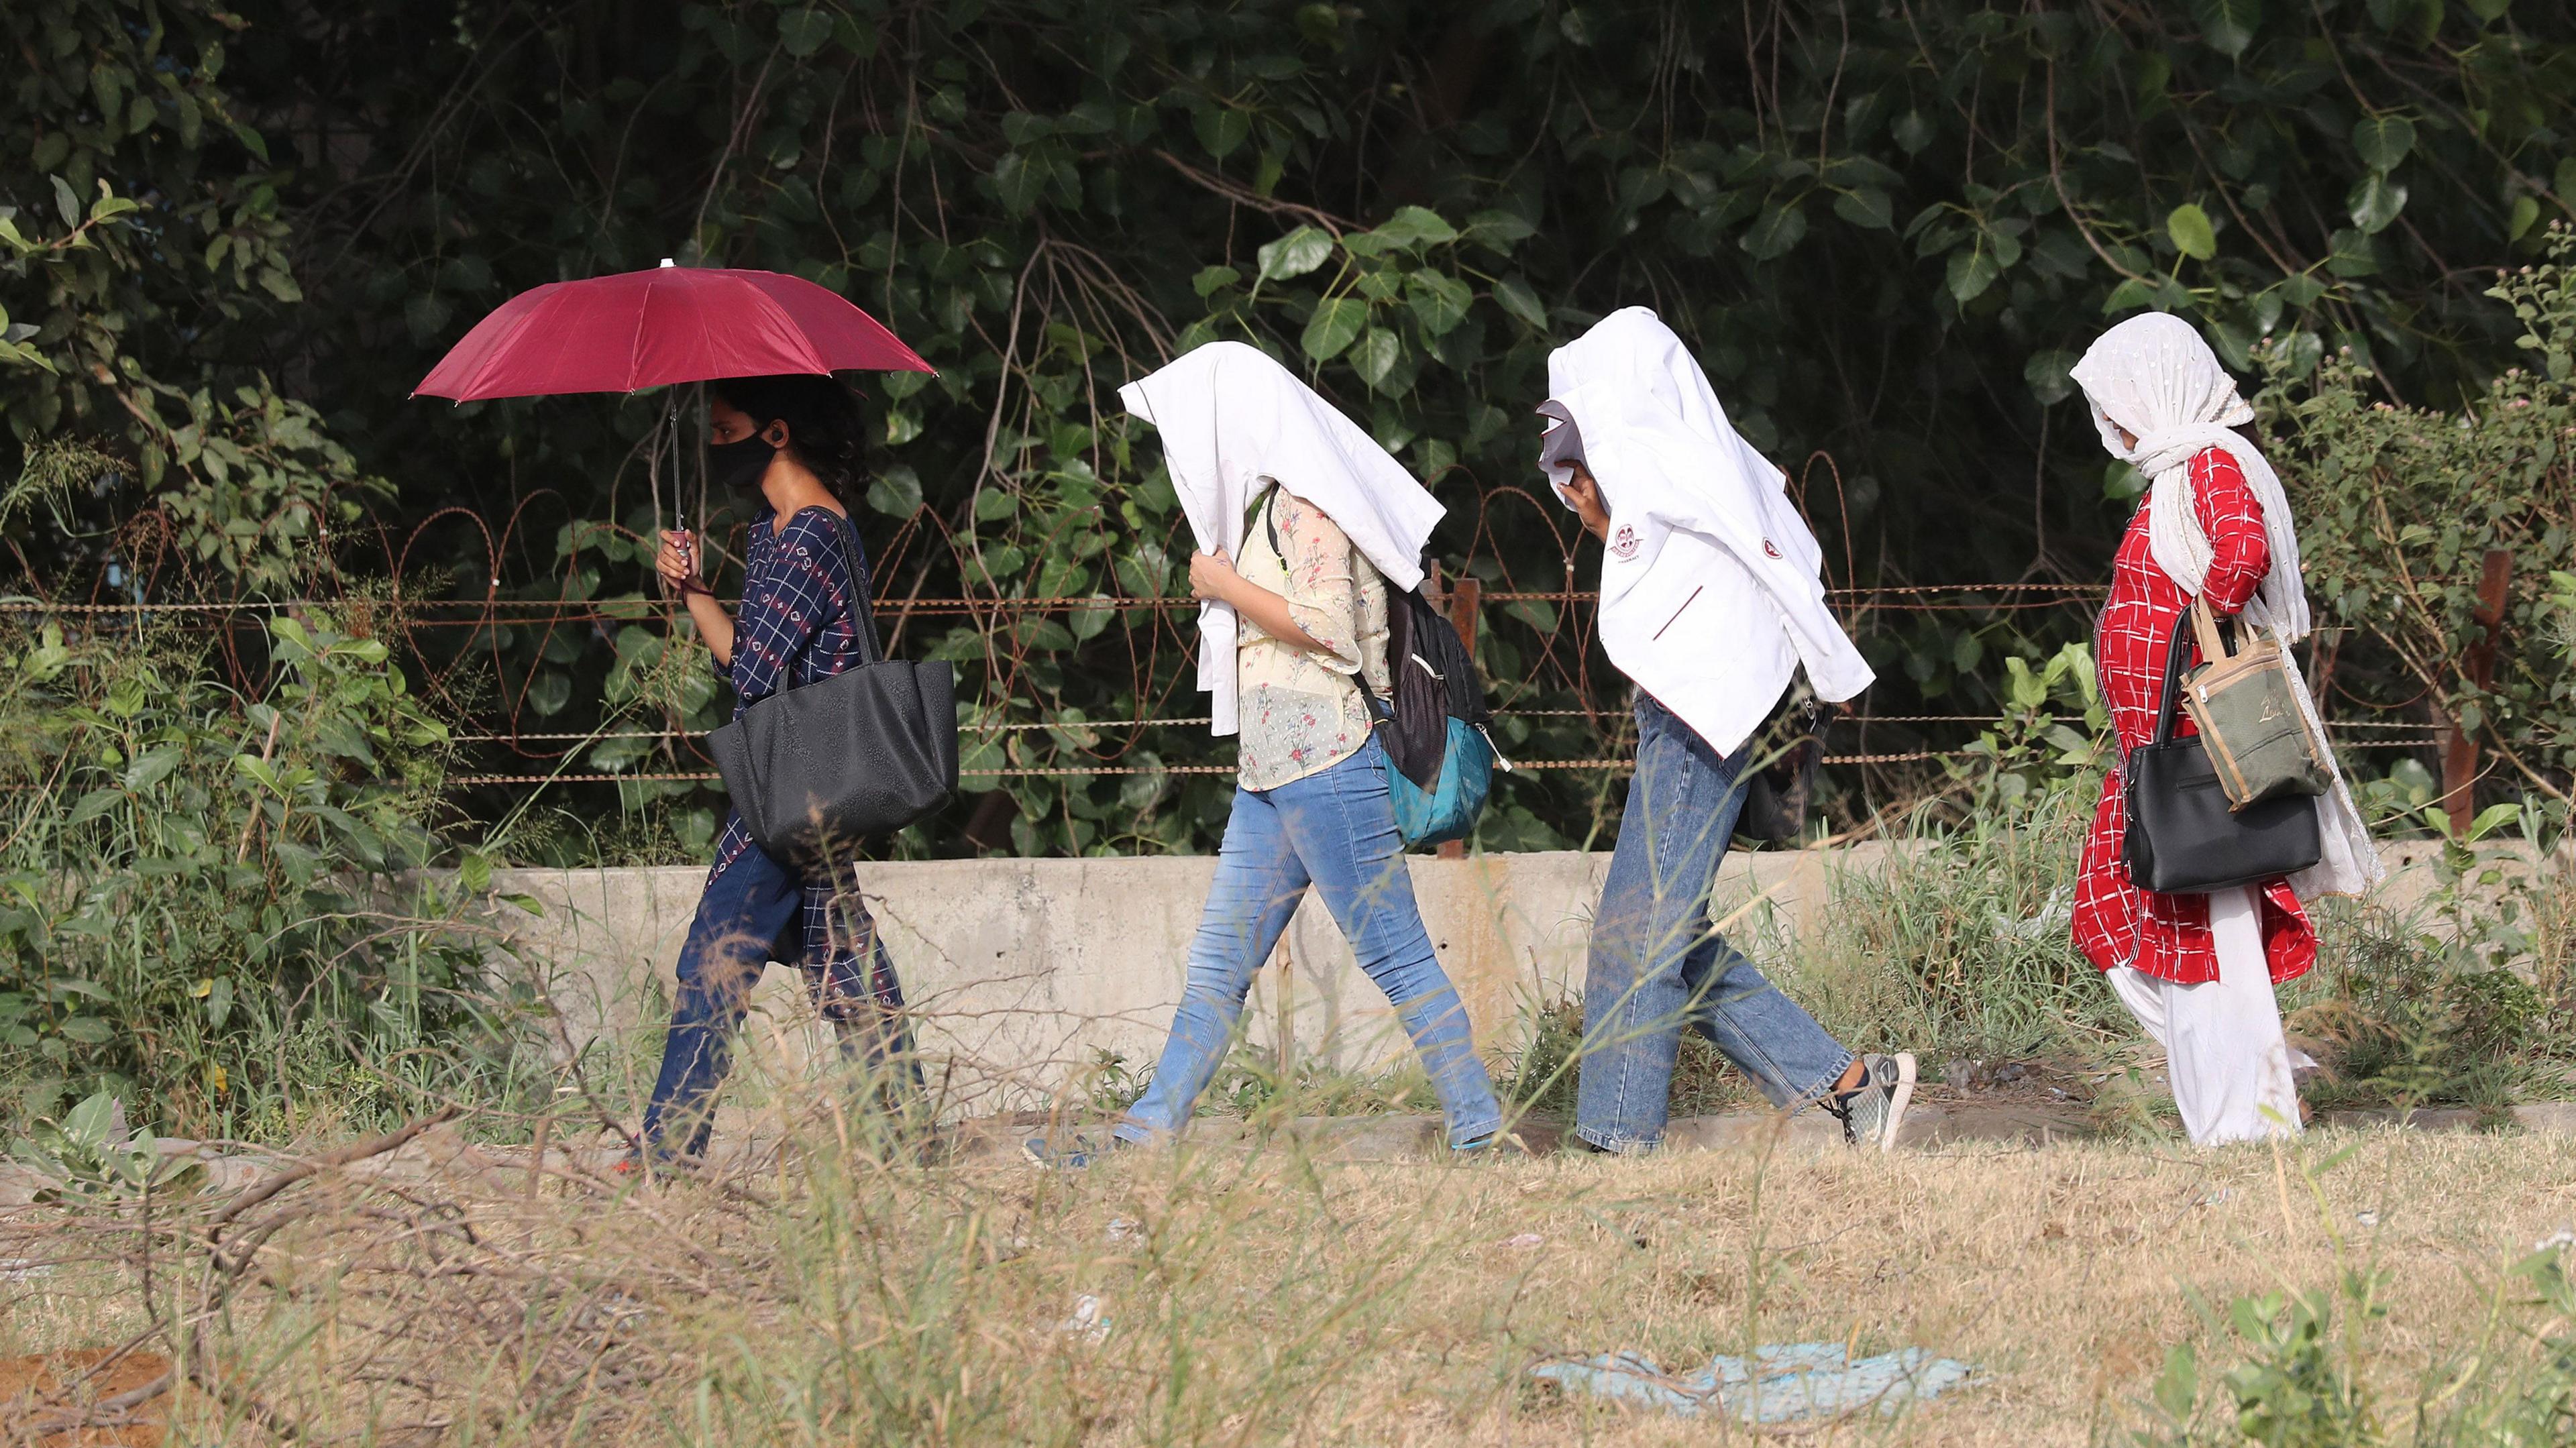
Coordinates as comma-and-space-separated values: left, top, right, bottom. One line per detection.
211, 1107, 463, 1234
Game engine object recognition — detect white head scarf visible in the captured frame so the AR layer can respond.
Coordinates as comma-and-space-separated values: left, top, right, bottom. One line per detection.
1119, 341, 1443, 736
2070, 313, 2311, 641
2070, 312, 2380, 899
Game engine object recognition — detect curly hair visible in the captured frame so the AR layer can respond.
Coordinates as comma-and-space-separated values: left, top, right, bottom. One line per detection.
710, 373, 869, 504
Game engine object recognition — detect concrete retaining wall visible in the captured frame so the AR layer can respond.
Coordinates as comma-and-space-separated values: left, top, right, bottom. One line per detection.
492, 838, 2491, 1117
499, 846, 1890, 1114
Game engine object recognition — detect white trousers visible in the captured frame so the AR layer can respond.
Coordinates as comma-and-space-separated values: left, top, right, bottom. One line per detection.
2107, 886, 2304, 1146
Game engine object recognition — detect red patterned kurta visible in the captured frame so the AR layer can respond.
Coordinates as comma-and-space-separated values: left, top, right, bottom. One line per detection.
2072, 447, 2317, 986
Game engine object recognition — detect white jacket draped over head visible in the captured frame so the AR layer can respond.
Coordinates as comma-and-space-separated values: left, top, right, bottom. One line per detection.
1541, 307, 1874, 756
1119, 341, 1444, 736
2068, 312, 2380, 899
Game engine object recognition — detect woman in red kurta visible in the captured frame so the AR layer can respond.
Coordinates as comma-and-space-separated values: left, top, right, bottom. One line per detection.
2072, 444, 2318, 987
2065, 312, 2375, 1144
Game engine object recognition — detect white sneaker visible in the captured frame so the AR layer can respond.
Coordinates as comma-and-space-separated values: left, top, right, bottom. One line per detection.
1835, 1052, 1917, 1152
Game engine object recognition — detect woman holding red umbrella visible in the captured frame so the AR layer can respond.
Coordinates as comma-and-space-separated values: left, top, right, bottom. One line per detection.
413, 261, 938, 1168
635, 373, 919, 1170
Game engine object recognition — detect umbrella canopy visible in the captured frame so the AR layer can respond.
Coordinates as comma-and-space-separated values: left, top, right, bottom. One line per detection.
413, 263, 933, 401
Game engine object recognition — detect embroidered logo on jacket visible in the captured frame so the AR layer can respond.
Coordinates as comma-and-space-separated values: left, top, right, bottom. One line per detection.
1762, 539, 1782, 559
1609, 524, 1641, 560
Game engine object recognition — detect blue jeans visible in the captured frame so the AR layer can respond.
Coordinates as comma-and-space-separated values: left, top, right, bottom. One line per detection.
640, 842, 918, 1162
1574, 693, 1854, 1153
1118, 738, 1503, 1148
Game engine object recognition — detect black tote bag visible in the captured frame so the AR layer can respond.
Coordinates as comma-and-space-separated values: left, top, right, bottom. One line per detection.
707, 510, 957, 866
2121, 610, 2320, 895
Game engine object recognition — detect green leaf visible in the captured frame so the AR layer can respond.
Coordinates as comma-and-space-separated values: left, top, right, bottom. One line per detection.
2350, 115, 2417, 171
2167, 203, 2218, 260
1463, 210, 1536, 249
1255, 225, 1333, 283
500, 893, 547, 917
1191, 264, 1241, 298
2347, 173, 2407, 234
2466, 801, 2524, 841
1740, 200, 1807, 260
1493, 277, 1549, 330
58, 1018, 111, 1046
1946, 246, 2002, 303
87, 190, 140, 225
1194, 107, 1251, 161
1351, 327, 1402, 390
123, 745, 182, 791
66, 789, 122, 828
1891, 110, 1935, 155
2153, 1344, 2200, 1419
1360, 206, 1460, 252
2193, 0, 2263, 57
777, 7, 833, 57
2024, 349, 2079, 405
51, 175, 80, 228
2327, 227, 2381, 277
1831, 188, 1893, 230
2509, 196, 2541, 241
993, 152, 1046, 214
403, 292, 452, 343
528, 669, 572, 717
867, 463, 924, 517
1405, 271, 1473, 337
1300, 296, 1367, 361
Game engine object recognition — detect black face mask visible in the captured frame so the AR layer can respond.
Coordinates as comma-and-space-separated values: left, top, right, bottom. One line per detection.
708, 428, 777, 494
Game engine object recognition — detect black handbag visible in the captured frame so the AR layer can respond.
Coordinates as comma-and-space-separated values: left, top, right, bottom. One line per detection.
1737, 683, 1825, 845
706, 510, 958, 865
2121, 610, 2320, 894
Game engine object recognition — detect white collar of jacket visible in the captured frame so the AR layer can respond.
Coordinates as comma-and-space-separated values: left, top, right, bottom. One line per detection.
1542, 307, 1874, 755
1119, 341, 1443, 736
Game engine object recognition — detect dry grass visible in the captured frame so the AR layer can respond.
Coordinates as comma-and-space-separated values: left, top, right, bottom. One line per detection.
5, 1114, 2575, 1447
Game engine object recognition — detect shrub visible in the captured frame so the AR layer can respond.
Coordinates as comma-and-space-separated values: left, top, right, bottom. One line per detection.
0, 611, 547, 1138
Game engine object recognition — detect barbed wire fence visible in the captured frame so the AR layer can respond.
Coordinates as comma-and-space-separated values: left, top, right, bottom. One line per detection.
2, 531, 2449, 801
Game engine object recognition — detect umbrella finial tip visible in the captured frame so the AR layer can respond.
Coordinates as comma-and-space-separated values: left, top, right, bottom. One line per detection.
659, 258, 677, 268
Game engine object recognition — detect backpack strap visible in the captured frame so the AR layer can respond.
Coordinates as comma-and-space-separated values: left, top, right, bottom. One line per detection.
1240, 482, 1283, 560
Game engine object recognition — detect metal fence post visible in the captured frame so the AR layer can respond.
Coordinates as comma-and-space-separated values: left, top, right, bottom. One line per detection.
1438, 577, 1481, 860
2439, 547, 2514, 836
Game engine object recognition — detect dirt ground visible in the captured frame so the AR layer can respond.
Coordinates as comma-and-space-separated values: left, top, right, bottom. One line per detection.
3, 1121, 2572, 1445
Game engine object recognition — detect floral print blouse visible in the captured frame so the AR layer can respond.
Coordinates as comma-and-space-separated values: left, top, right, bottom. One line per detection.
1234, 485, 1393, 791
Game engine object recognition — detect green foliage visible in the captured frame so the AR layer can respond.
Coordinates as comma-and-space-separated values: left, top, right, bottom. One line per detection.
2136, 1277, 2390, 1447
2136, 1209, 2576, 1443
0, 0, 370, 592
0, 610, 543, 1137
5, 1089, 199, 1206
2265, 233, 2576, 815
0, 0, 2546, 857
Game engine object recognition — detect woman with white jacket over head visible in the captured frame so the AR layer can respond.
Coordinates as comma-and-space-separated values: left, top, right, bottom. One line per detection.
1024, 341, 1504, 1164
1540, 307, 1915, 1152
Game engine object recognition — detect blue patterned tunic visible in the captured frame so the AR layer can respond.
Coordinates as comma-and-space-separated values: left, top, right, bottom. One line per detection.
708, 505, 873, 972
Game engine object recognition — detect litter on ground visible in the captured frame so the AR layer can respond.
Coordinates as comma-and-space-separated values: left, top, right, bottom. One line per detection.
1529, 1341, 1980, 1423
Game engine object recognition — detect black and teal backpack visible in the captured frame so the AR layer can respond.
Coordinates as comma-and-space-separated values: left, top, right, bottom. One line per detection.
1250, 485, 1507, 846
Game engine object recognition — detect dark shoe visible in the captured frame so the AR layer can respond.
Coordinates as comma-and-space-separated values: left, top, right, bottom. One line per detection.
1834, 1052, 1918, 1152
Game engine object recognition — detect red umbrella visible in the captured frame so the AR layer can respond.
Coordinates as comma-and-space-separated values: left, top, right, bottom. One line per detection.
413, 262, 933, 400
